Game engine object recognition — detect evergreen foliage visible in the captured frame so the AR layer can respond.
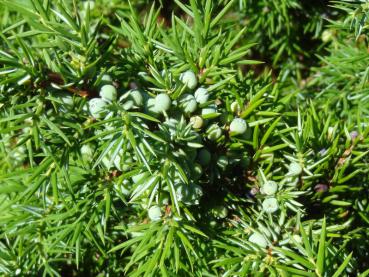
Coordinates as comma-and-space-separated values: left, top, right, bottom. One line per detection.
0, 0, 368, 276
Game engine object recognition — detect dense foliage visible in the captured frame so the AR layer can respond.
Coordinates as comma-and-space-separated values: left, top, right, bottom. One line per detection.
0, 0, 368, 276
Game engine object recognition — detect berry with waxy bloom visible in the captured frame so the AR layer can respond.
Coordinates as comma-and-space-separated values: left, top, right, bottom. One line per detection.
99, 84, 117, 102
206, 124, 222, 141
154, 93, 171, 112
179, 94, 197, 114
261, 181, 278, 195
230, 101, 241, 114
262, 197, 279, 213
148, 206, 162, 221
88, 98, 108, 118
288, 162, 302, 176
201, 104, 217, 116
120, 89, 144, 110
180, 70, 197, 89
230, 118, 247, 135
194, 87, 209, 104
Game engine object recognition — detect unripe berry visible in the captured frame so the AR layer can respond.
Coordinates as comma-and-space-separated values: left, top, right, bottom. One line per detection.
261, 181, 278, 195
146, 98, 157, 114
148, 206, 162, 221
179, 94, 197, 114
101, 74, 112, 82
249, 233, 268, 248
88, 98, 108, 118
121, 89, 144, 110
230, 118, 247, 135
99, 84, 117, 102
288, 162, 302, 176
180, 70, 197, 89
262, 198, 279, 213
190, 116, 204, 129
213, 206, 228, 219
154, 93, 171, 112
198, 148, 211, 166
206, 124, 222, 141
194, 87, 209, 104
217, 155, 229, 170
230, 101, 241, 114
201, 104, 217, 116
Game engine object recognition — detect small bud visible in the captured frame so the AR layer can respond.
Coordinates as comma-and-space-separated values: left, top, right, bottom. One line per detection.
327, 126, 334, 140
314, 183, 328, 192
350, 131, 358, 140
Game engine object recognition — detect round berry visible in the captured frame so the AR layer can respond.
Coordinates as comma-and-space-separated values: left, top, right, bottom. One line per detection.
154, 93, 171, 112
288, 162, 302, 176
148, 206, 162, 221
88, 98, 108, 118
146, 98, 158, 114
262, 198, 279, 213
249, 233, 268, 248
121, 89, 144, 110
206, 124, 222, 141
179, 94, 197, 114
261, 181, 278, 195
201, 104, 217, 116
99, 84, 117, 102
198, 148, 211, 166
217, 155, 229, 170
230, 101, 241, 114
180, 70, 197, 89
213, 206, 228, 219
230, 118, 247, 135
101, 74, 112, 82
190, 116, 204, 129
194, 87, 209, 104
